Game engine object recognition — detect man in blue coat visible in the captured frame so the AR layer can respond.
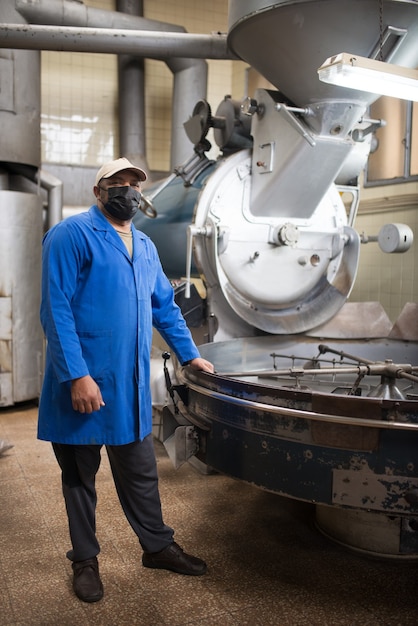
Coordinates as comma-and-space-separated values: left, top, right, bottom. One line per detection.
38, 157, 214, 603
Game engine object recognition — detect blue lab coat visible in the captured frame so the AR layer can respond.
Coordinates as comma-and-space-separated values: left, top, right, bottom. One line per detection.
38, 205, 200, 445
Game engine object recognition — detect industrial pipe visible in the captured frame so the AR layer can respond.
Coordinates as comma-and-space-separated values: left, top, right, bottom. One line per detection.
6, 163, 63, 228
116, 0, 147, 170
36, 169, 64, 229
14, 0, 223, 167
0, 24, 233, 59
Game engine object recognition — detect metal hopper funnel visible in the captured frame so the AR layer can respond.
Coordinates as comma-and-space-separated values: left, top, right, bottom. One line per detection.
227, 0, 418, 108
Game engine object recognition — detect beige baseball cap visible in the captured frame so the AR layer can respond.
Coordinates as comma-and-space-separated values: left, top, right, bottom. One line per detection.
95, 157, 147, 186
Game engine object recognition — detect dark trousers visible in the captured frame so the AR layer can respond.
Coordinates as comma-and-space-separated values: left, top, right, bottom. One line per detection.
52, 435, 174, 562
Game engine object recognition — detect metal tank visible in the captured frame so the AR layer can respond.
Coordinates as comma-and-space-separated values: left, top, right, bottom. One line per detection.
0, 1, 40, 167
136, 0, 418, 559
0, 2, 44, 406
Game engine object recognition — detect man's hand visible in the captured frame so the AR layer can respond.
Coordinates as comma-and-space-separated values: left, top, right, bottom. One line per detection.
71, 375, 105, 414
188, 357, 215, 373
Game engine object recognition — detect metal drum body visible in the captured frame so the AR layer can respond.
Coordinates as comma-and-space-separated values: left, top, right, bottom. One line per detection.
133, 165, 216, 279
137, 147, 361, 338
190, 149, 360, 338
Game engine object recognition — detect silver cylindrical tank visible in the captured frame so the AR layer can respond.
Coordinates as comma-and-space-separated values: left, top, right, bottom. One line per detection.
0, 191, 43, 405
0, 1, 40, 167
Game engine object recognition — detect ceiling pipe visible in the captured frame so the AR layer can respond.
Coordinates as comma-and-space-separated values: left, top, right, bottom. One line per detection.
15, 0, 203, 32
0, 24, 232, 59
15, 0, 235, 168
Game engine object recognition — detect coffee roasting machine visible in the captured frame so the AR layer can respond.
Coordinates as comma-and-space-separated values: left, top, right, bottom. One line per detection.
1, 0, 418, 558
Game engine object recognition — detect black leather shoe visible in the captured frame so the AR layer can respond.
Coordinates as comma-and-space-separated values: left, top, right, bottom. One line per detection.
142, 542, 207, 576
72, 557, 104, 603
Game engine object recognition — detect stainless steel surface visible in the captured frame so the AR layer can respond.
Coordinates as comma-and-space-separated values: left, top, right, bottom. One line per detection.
176, 1, 418, 337
0, 24, 233, 59
191, 148, 360, 335
194, 333, 418, 374
228, 0, 418, 107
0, 191, 43, 406
0, 2, 40, 168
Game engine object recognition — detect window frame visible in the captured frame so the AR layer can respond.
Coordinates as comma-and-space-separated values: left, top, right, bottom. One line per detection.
364, 98, 418, 187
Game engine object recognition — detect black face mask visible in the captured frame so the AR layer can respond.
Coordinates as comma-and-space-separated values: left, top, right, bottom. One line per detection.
102, 186, 141, 221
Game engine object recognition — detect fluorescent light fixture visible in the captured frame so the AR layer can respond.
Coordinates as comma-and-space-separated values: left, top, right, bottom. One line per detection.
318, 52, 418, 101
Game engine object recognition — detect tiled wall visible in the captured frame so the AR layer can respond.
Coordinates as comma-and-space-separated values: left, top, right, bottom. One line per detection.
41, 0, 237, 170
349, 184, 418, 323
41, 0, 118, 166
41, 50, 118, 165
40, 0, 417, 322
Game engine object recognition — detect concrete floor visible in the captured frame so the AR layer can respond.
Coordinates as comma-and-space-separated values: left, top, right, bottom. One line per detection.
1, 402, 418, 626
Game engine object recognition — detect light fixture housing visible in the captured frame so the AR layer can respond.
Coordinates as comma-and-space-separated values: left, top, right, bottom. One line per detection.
318, 52, 418, 101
